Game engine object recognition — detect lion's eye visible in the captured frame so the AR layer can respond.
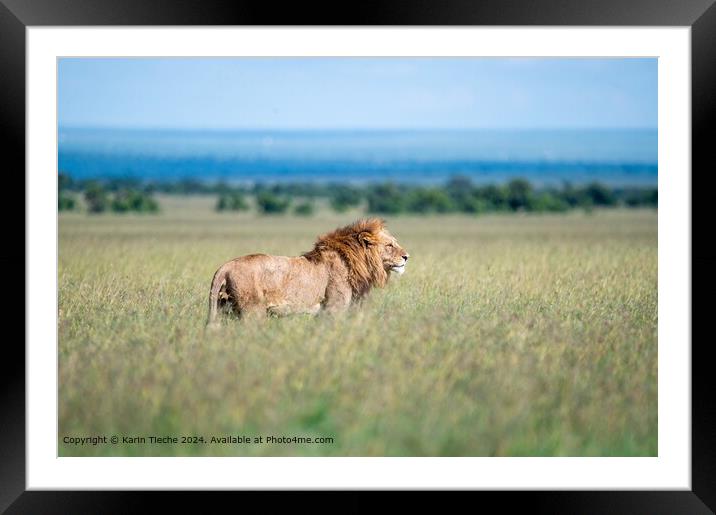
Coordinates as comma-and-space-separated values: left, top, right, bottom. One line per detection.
387, 243, 394, 248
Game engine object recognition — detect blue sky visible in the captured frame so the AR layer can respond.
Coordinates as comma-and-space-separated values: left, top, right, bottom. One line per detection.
58, 58, 657, 130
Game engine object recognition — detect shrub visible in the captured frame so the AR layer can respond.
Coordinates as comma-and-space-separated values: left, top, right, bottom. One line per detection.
216, 192, 249, 212
111, 193, 131, 213
584, 182, 616, 206
560, 182, 588, 208
474, 185, 509, 212
366, 183, 405, 214
445, 175, 473, 197
445, 175, 478, 212
84, 182, 109, 213
528, 192, 570, 212
330, 186, 363, 213
294, 201, 315, 216
58, 193, 76, 211
506, 178, 533, 211
58, 172, 74, 192
139, 194, 159, 213
405, 188, 454, 214
624, 188, 658, 208
458, 195, 489, 214
256, 192, 290, 214
111, 189, 159, 213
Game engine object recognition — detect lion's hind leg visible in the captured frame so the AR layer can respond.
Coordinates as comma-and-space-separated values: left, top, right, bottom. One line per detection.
207, 280, 240, 331
238, 304, 269, 321
226, 285, 267, 321
218, 287, 232, 314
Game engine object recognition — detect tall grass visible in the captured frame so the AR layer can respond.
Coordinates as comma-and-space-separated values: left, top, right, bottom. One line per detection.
59, 199, 657, 456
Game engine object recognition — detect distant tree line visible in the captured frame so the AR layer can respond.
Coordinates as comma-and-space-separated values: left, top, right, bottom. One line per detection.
363, 177, 657, 214
59, 172, 657, 215
59, 174, 158, 213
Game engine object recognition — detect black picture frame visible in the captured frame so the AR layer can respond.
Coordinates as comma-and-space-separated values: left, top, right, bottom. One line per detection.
3, 0, 714, 512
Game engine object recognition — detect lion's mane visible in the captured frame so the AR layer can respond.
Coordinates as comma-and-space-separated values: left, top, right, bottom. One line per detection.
303, 218, 388, 297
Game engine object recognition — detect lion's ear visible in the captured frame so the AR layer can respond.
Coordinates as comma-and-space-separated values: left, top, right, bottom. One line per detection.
358, 231, 376, 247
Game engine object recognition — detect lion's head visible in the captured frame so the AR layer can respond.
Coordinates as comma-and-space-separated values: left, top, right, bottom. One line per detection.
304, 218, 409, 297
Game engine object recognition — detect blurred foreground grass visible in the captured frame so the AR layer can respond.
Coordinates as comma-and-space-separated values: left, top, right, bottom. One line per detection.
59, 197, 657, 456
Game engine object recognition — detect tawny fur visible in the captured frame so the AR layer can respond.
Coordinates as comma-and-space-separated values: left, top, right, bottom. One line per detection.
207, 218, 408, 326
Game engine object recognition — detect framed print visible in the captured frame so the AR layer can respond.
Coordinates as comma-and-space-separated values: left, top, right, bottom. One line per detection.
4, 0, 715, 511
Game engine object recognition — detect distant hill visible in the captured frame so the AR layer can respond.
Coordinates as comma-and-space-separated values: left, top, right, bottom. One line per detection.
58, 127, 658, 186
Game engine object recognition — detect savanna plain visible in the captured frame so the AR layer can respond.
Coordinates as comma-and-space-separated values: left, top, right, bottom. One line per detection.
59, 196, 657, 456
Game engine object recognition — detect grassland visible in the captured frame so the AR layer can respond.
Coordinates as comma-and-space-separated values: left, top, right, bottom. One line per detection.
58, 196, 657, 456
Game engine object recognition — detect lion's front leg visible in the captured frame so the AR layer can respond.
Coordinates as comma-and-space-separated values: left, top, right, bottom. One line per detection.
321, 282, 352, 314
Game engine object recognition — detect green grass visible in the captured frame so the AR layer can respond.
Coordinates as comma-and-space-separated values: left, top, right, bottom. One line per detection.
59, 197, 657, 456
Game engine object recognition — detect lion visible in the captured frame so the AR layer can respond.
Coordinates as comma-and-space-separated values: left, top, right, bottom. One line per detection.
206, 218, 409, 326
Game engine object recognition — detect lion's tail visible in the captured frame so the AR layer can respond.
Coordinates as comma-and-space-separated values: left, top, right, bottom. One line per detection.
206, 267, 227, 329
